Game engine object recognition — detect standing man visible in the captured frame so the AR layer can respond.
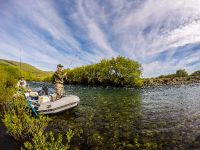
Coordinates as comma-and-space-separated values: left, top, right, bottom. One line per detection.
54, 64, 67, 100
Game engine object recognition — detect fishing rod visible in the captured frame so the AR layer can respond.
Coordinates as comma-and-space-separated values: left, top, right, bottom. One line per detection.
19, 48, 22, 77
68, 54, 78, 69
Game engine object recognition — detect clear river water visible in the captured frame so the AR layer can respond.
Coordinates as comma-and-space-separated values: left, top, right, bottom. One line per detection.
1, 83, 200, 150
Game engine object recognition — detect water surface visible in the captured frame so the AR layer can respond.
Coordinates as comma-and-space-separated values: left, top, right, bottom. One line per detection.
30, 83, 200, 149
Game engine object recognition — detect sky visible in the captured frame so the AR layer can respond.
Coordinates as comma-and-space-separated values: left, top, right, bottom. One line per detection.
0, 0, 200, 77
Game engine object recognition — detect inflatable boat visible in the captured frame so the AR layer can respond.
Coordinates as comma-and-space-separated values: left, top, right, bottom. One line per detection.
25, 92, 80, 115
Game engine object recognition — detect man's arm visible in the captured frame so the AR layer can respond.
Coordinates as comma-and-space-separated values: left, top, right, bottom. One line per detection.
54, 71, 63, 80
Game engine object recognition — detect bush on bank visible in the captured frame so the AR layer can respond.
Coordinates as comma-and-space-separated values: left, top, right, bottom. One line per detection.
3, 93, 73, 150
191, 70, 200, 76
175, 69, 188, 77
64, 56, 143, 87
157, 69, 193, 79
3, 95, 50, 141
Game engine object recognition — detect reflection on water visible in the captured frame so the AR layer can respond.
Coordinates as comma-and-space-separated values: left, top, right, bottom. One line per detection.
30, 83, 200, 149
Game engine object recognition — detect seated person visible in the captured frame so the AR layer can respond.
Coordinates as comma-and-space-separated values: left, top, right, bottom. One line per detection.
17, 76, 27, 88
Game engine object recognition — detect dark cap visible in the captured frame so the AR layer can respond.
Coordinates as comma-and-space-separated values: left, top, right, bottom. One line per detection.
57, 64, 64, 68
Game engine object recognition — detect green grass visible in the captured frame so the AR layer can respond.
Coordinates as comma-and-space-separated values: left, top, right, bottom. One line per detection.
0, 59, 49, 73
2, 91, 73, 150
0, 62, 73, 149
0, 63, 19, 104
0, 59, 53, 82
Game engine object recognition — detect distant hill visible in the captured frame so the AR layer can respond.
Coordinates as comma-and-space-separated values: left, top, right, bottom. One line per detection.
0, 59, 53, 81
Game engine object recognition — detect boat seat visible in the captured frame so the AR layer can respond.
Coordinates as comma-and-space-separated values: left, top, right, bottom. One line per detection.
30, 92, 39, 97
30, 92, 39, 100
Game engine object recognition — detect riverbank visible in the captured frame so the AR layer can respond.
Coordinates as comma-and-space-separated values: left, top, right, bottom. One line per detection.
1, 58, 200, 89
0, 64, 73, 149
143, 76, 200, 87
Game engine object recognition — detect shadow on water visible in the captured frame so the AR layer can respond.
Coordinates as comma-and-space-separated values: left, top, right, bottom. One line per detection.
28, 83, 200, 149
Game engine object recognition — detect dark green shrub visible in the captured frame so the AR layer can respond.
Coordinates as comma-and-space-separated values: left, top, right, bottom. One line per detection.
66, 56, 143, 87
191, 70, 200, 76
175, 69, 188, 77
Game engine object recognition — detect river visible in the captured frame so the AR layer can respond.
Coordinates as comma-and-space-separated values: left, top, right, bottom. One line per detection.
2, 83, 200, 149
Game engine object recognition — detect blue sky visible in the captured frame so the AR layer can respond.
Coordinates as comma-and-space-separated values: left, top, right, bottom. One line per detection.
0, 0, 200, 77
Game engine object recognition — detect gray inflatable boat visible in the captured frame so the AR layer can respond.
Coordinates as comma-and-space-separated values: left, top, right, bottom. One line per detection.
25, 92, 80, 115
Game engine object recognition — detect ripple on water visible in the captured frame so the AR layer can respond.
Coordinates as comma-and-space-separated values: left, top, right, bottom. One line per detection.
29, 82, 200, 149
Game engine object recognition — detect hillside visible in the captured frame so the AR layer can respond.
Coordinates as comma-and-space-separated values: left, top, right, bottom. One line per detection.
0, 59, 53, 81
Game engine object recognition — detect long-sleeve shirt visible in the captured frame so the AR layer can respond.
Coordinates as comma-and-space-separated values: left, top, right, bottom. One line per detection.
17, 79, 27, 87
54, 70, 67, 84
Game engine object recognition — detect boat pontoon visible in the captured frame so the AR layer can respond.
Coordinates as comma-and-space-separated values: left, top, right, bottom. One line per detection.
25, 92, 80, 115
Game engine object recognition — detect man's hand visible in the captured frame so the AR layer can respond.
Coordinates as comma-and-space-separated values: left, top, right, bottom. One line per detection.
63, 72, 68, 77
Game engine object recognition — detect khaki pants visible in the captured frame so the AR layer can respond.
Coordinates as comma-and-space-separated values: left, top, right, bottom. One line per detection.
55, 84, 64, 100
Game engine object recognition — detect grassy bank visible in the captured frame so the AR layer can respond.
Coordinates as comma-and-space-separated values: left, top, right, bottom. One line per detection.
1, 58, 199, 89
11, 56, 142, 87
0, 59, 53, 82
0, 63, 19, 104
2, 96, 73, 149
0, 64, 73, 149
144, 69, 200, 87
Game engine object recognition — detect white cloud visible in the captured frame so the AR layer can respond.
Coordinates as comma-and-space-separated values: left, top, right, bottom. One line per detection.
0, 0, 200, 77
0, 0, 87, 70
111, 0, 200, 56
107, 0, 200, 76
142, 48, 200, 77
72, 0, 118, 57
12, 0, 81, 52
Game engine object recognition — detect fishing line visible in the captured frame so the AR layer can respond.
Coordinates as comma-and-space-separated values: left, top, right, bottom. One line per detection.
68, 54, 78, 69
19, 48, 22, 77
